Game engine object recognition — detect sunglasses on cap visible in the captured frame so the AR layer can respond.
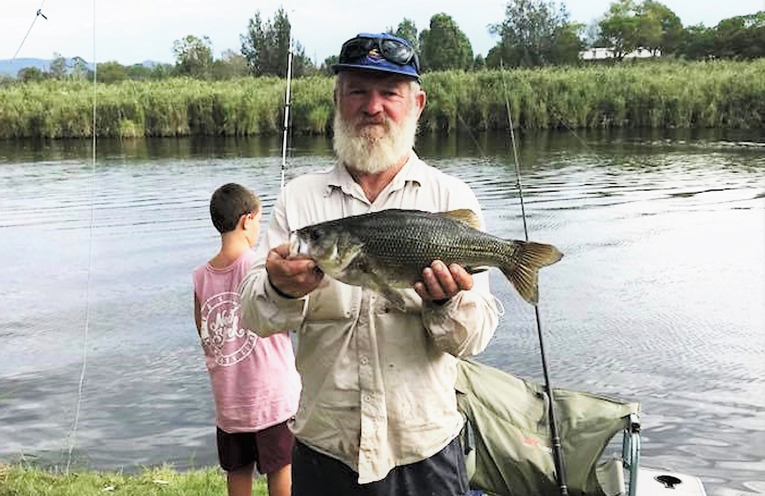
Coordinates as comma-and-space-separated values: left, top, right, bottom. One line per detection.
338, 36, 421, 74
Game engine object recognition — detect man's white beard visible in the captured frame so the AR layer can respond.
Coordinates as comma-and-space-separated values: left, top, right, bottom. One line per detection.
333, 108, 418, 174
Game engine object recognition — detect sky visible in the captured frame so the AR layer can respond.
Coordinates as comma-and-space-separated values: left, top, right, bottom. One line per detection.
1, 0, 764, 65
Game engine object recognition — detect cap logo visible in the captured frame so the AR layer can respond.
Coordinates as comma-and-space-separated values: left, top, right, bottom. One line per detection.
368, 48, 382, 60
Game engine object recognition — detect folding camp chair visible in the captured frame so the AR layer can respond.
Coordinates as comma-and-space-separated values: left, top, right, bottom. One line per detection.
456, 359, 642, 496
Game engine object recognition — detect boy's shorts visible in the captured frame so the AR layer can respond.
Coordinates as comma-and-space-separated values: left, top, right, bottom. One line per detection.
216, 420, 294, 474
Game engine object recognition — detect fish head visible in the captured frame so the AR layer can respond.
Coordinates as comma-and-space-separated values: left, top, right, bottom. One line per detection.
288, 229, 312, 258
289, 223, 362, 275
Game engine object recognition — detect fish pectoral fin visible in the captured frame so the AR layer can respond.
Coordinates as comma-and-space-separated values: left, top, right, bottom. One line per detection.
365, 272, 407, 311
380, 288, 407, 311
443, 209, 481, 229
331, 243, 365, 271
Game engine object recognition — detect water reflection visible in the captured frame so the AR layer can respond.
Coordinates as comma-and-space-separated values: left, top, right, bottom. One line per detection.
0, 131, 763, 495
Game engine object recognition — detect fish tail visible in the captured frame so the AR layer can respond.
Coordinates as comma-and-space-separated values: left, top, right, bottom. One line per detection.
500, 241, 563, 305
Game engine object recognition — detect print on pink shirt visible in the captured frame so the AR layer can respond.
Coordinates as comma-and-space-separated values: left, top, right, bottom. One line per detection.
200, 291, 258, 367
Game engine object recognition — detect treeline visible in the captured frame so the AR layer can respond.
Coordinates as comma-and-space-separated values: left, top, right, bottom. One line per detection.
2, 0, 763, 84
1, 60, 762, 139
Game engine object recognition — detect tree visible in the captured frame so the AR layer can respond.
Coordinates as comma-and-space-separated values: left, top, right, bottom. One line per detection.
212, 49, 249, 79
716, 13, 765, 59
49, 53, 67, 79
678, 24, 716, 59
321, 55, 339, 75
639, 1, 683, 55
598, 0, 641, 59
488, 0, 582, 67
173, 35, 214, 78
583, 20, 602, 48
473, 54, 486, 70
125, 63, 155, 81
241, 8, 294, 77
419, 13, 473, 71
97, 61, 128, 83
149, 64, 177, 80
292, 42, 318, 78
71, 56, 89, 79
17, 66, 45, 83
389, 18, 419, 53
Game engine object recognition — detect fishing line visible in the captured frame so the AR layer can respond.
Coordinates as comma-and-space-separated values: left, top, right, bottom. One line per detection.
65, 0, 97, 473
499, 64, 569, 496
10, 0, 49, 62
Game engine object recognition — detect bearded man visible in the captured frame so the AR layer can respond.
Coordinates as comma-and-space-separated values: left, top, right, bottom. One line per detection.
239, 32, 498, 496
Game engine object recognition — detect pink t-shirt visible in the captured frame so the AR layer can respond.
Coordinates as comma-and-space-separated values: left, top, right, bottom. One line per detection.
193, 250, 300, 433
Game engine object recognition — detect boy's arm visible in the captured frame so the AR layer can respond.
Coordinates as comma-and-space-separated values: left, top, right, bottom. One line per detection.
193, 293, 202, 337
240, 188, 308, 337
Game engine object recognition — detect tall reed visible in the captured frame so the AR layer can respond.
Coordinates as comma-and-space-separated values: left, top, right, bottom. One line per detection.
0, 59, 762, 139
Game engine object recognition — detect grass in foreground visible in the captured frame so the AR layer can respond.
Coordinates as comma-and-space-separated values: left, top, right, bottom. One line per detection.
0, 464, 268, 496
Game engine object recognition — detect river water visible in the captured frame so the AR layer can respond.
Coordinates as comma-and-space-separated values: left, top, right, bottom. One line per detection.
0, 131, 763, 495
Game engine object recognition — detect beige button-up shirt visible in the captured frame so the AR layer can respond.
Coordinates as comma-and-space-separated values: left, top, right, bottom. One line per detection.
239, 152, 498, 483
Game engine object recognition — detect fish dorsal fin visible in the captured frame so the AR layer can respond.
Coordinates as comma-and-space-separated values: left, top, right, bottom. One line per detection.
443, 209, 481, 229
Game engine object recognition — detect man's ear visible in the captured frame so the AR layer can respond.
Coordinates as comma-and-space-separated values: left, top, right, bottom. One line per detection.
415, 89, 427, 117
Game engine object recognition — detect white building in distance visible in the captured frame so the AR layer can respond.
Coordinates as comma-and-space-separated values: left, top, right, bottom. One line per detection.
580, 47, 661, 60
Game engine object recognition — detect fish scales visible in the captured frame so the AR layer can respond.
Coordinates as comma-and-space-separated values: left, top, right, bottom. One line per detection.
350, 213, 510, 277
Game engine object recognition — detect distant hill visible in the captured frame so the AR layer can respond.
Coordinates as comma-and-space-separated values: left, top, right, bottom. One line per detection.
0, 58, 52, 77
0, 58, 162, 78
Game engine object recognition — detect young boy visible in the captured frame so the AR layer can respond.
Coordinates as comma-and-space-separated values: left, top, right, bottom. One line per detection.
193, 183, 300, 496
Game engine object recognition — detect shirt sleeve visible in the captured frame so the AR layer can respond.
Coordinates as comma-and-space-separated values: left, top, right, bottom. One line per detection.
239, 188, 308, 337
420, 174, 499, 357
421, 271, 498, 357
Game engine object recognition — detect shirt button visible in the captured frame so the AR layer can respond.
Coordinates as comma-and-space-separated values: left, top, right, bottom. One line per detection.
360, 356, 369, 365
363, 395, 372, 403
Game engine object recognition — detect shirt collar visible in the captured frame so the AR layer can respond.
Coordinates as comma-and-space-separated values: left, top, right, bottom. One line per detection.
327, 150, 427, 196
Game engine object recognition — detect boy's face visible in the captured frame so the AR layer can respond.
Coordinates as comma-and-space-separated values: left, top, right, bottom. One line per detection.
243, 209, 261, 248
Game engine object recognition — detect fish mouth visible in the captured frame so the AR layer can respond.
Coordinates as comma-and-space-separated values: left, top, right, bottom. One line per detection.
288, 231, 310, 258
288, 232, 300, 257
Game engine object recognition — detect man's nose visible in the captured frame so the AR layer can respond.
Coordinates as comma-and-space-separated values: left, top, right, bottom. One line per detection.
362, 91, 384, 115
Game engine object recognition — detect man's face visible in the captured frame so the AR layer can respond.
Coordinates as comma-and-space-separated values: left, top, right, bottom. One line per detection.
333, 71, 426, 173
335, 71, 424, 138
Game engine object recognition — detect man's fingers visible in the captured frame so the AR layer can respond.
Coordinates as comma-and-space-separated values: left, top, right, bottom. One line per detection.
268, 243, 316, 274
449, 263, 474, 291
271, 242, 291, 258
265, 243, 323, 298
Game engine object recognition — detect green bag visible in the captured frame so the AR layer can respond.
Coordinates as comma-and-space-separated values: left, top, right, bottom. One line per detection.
456, 359, 640, 496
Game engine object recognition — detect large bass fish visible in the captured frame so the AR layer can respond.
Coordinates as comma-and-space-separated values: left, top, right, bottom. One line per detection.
289, 208, 563, 307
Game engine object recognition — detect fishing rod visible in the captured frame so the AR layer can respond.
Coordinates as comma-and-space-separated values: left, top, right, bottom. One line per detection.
280, 36, 294, 190
11, 0, 49, 62
501, 67, 569, 496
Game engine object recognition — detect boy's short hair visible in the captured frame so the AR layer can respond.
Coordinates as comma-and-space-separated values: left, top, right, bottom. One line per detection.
210, 183, 261, 234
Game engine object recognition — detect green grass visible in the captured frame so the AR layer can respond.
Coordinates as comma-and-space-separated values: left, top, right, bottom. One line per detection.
0, 59, 762, 139
0, 464, 268, 496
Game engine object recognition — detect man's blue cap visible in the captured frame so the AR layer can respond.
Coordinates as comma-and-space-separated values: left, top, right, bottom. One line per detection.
332, 32, 421, 82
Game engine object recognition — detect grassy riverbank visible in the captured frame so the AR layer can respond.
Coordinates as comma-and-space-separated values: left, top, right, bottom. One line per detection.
0, 464, 268, 496
0, 59, 762, 139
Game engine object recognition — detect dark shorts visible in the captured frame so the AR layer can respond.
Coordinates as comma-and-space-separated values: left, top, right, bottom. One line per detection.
216, 420, 294, 474
292, 435, 469, 496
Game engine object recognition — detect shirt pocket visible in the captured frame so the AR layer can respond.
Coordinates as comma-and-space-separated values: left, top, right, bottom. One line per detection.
304, 278, 361, 322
